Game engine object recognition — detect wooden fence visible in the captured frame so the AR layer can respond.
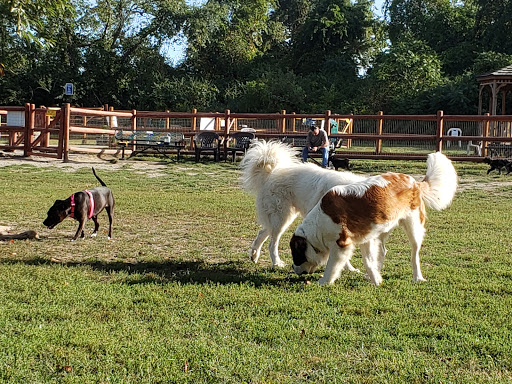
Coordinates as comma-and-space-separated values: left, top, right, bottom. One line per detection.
1, 103, 512, 162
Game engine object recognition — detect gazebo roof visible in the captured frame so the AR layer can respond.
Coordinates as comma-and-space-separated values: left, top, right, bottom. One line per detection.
477, 63, 512, 115
477, 64, 512, 82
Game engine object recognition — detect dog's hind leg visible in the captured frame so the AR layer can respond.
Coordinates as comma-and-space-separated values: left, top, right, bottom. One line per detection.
91, 216, 100, 237
105, 206, 113, 239
249, 228, 269, 264
402, 214, 426, 283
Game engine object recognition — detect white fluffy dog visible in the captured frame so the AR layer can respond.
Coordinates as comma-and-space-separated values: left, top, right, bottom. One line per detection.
290, 152, 457, 285
240, 140, 367, 268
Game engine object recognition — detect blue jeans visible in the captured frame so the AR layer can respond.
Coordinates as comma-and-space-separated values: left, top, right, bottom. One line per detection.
302, 147, 329, 167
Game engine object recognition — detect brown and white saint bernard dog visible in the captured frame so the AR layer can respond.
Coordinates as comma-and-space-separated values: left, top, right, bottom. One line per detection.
290, 152, 457, 286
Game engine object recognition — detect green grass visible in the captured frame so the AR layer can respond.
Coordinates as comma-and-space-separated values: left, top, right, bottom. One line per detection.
0, 157, 511, 383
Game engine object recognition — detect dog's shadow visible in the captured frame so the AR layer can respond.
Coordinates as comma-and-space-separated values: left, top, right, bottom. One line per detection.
0, 257, 302, 287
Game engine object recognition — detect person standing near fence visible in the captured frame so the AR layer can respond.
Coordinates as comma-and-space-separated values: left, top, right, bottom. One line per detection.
302, 122, 329, 167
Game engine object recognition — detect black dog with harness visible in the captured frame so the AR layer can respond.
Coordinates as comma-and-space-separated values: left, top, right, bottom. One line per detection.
43, 168, 115, 240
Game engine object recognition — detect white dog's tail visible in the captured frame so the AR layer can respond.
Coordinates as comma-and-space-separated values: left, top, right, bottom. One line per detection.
240, 140, 300, 194
420, 152, 458, 211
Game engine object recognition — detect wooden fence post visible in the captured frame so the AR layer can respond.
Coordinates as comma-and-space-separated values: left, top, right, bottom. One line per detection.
482, 113, 490, 157
376, 111, 383, 154
346, 113, 353, 149
43, 108, 51, 148
131, 109, 137, 153
23, 103, 33, 157
56, 107, 64, 159
325, 110, 331, 135
436, 110, 444, 152
281, 110, 286, 133
224, 109, 231, 136
192, 108, 197, 132
62, 103, 70, 162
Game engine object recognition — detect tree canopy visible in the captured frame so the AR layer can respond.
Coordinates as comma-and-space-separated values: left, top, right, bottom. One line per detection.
1, 0, 512, 114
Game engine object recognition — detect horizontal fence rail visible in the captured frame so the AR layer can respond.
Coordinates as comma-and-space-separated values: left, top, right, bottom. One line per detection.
1, 104, 512, 162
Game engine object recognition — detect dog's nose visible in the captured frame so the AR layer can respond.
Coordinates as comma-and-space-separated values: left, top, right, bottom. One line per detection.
292, 264, 306, 275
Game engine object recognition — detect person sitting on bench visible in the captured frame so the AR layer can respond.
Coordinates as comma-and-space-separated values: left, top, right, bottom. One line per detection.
302, 122, 329, 167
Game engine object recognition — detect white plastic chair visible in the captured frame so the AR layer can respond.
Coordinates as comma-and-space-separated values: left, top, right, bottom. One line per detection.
447, 128, 462, 148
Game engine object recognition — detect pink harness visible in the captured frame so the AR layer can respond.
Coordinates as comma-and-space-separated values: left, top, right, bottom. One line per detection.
70, 190, 95, 219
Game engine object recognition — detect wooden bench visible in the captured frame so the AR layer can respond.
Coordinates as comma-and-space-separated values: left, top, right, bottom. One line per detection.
114, 130, 186, 160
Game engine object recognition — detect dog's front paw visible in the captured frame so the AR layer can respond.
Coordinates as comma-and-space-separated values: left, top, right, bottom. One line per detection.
413, 276, 427, 283
318, 276, 333, 285
90, 232, 98, 238
344, 263, 361, 273
249, 249, 260, 264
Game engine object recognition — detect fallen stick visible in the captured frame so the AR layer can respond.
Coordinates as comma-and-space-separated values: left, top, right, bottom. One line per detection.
0, 230, 39, 241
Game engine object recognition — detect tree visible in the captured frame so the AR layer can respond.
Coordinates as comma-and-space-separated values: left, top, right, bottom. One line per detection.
474, 0, 512, 54
1, 0, 74, 46
365, 35, 444, 113
292, 0, 383, 73
385, 0, 477, 76
184, 0, 285, 81
0, 0, 190, 107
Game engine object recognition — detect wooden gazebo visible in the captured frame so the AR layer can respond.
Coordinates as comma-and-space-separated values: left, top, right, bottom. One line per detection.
477, 64, 512, 115
477, 64, 512, 139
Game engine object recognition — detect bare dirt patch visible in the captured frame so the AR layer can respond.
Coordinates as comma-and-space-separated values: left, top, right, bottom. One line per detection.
0, 150, 180, 177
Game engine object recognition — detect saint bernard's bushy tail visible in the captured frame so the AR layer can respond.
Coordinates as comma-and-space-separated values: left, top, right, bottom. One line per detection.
420, 152, 458, 211
240, 140, 300, 195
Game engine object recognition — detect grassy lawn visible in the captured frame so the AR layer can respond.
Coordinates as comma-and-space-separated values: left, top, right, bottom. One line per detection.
0, 155, 511, 383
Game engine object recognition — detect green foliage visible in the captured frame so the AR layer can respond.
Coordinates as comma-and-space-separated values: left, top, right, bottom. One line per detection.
152, 75, 220, 111
472, 51, 512, 75
473, 0, 512, 54
386, 0, 477, 75
2, 0, 74, 46
402, 73, 479, 115
3, 0, 512, 114
292, 0, 379, 72
185, 0, 284, 80
224, 69, 306, 112
365, 36, 444, 113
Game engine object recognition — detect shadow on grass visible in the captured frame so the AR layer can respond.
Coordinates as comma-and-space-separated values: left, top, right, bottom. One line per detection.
0, 256, 306, 287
